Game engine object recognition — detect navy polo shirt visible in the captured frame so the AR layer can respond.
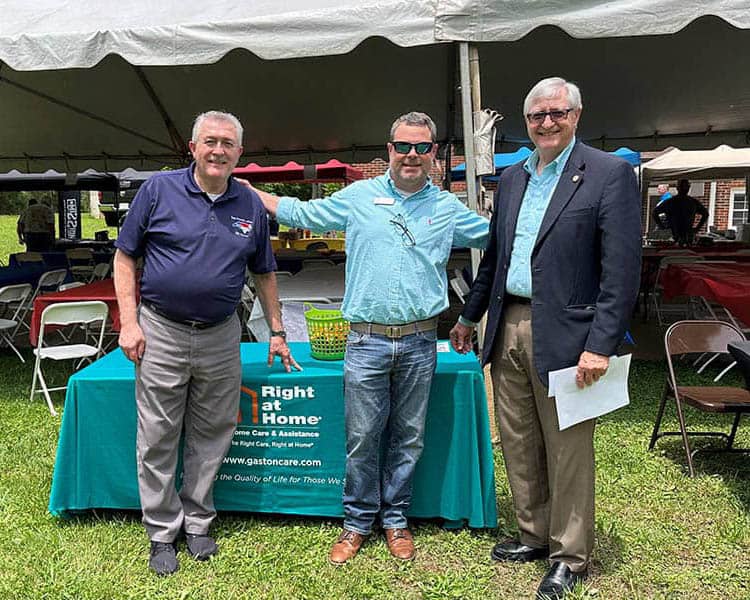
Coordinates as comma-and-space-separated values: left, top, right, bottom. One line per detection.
115, 164, 276, 323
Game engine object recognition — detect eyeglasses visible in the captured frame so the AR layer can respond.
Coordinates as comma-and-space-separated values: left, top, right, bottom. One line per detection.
526, 108, 575, 125
389, 213, 416, 247
390, 141, 434, 155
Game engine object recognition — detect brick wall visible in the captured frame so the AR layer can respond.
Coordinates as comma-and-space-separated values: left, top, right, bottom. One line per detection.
352, 158, 746, 230
352, 150, 497, 197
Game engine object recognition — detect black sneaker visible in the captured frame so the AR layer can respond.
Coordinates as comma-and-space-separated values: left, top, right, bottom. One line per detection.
149, 541, 178, 576
185, 533, 218, 560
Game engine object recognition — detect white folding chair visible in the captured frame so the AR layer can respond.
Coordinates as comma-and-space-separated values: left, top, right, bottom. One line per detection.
65, 248, 96, 281
18, 268, 69, 332
14, 251, 44, 265
88, 262, 110, 281
58, 281, 86, 292
30, 300, 109, 416
238, 284, 256, 340
0, 283, 33, 362
275, 271, 294, 279
450, 276, 470, 303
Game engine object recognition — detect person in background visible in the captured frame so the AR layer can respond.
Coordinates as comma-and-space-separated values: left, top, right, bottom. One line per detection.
114, 110, 297, 576
652, 178, 708, 245
17, 198, 55, 251
250, 111, 489, 565
450, 77, 641, 599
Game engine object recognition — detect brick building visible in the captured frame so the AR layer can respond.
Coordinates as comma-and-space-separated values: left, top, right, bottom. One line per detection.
644, 179, 748, 235
354, 153, 748, 238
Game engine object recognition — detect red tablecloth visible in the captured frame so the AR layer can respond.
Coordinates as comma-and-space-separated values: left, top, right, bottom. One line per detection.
30, 279, 121, 347
661, 263, 750, 327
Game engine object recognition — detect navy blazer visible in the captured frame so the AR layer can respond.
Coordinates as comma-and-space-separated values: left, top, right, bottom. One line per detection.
462, 142, 641, 386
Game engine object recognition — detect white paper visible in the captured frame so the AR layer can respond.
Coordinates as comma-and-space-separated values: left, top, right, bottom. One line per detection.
548, 354, 632, 431
436, 341, 451, 353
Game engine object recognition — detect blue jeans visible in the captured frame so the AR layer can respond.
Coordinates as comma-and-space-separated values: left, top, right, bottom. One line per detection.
342, 329, 437, 535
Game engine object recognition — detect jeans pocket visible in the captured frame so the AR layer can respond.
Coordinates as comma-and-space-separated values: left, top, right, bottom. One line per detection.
347, 329, 368, 346
415, 329, 438, 343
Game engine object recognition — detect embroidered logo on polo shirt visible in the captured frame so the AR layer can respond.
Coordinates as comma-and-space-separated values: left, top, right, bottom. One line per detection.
231, 216, 254, 237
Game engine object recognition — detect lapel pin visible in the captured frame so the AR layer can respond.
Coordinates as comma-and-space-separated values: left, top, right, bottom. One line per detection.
572, 175, 580, 183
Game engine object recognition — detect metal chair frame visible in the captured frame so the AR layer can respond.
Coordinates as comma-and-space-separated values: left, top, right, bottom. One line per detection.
30, 300, 109, 416
649, 319, 750, 476
0, 283, 33, 362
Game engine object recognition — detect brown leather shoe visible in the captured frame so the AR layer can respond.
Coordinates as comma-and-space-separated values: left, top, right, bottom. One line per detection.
329, 529, 366, 565
384, 528, 415, 560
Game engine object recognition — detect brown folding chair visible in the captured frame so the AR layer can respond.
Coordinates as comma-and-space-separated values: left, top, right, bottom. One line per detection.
649, 320, 750, 476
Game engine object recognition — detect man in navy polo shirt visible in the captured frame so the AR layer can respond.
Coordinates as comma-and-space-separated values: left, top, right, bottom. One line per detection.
114, 110, 297, 576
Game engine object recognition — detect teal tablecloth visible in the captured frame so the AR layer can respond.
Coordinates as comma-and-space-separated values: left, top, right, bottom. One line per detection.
49, 342, 497, 528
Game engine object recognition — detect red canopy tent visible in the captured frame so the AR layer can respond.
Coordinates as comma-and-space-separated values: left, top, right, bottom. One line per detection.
232, 159, 364, 184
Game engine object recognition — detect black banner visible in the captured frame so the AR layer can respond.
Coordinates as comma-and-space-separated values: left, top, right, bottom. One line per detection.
58, 190, 81, 240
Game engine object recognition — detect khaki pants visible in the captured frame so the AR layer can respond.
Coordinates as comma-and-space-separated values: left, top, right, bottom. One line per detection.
136, 304, 242, 543
490, 300, 595, 572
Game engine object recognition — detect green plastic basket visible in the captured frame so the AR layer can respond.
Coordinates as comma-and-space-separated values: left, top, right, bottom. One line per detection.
303, 303, 349, 360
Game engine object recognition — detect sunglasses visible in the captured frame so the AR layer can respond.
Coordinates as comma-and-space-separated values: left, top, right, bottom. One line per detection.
389, 213, 416, 247
391, 141, 434, 155
526, 108, 575, 124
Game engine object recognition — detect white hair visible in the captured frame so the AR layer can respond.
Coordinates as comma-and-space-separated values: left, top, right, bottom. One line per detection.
523, 77, 583, 116
191, 110, 244, 144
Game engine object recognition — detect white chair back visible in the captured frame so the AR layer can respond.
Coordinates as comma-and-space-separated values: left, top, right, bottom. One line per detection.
450, 277, 470, 303
90, 262, 110, 281
31, 300, 110, 416
58, 281, 86, 292
0, 283, 34, 361
35, 269, 69, 295
15, 251, 44, 264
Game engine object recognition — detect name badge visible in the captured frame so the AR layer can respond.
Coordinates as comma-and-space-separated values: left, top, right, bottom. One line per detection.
373, 197, 395, 205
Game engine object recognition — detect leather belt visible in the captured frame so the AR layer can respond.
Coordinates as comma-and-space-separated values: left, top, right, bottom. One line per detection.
143, 302, 230, 330
350, 317, 438, 339
505, 294, 531, 305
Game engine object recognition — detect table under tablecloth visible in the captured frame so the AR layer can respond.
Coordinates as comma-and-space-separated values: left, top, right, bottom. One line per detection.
49, 342, 497, 528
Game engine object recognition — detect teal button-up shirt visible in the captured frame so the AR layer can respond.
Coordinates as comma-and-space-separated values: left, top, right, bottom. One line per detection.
277, 171, 489, 324
506, 138, 576, 298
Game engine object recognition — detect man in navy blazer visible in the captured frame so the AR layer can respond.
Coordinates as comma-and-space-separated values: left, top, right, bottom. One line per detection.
450, 77, 641, 599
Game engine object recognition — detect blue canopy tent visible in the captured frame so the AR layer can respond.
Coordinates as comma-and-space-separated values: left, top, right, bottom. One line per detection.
452, 146, 640, 182
611, 147, 641, 166
451, 148, 533, 182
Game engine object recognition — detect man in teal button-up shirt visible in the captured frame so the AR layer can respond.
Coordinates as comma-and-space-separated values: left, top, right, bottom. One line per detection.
252, 112, 488, 565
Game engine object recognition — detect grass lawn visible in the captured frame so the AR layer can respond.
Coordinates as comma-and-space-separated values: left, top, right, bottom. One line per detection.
0, 214, 118, 264
0, 215, 749, 598
1, 353, 749, 599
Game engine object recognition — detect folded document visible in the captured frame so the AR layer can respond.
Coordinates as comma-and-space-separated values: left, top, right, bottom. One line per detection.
547, 354, 632, 431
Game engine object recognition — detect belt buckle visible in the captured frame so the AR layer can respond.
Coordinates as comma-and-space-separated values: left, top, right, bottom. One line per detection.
384, 325, 402, 338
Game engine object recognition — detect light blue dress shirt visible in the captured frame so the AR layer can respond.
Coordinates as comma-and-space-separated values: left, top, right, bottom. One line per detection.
276, 171, 489, 324
506, 137, 577, 298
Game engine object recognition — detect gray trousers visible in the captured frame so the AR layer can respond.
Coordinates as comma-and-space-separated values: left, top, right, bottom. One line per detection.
136, 304, 241, 542
490, 301, 595, 572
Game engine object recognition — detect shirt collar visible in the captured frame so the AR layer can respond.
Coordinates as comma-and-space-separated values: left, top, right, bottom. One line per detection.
524, 137, 577, 177
183, 162, 240, 202
385, 169, 433, 198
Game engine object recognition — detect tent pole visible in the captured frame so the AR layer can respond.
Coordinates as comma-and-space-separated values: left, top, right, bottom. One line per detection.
459, 42, 497, 441
459, 42, 481, 274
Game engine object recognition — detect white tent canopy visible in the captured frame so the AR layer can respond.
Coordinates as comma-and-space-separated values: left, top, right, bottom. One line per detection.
642, 145, 750, 183
1, 1, 749, 171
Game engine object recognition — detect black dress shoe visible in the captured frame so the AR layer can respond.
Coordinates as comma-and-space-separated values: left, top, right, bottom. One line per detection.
490, 539, 550, 562
185, 533, 218, 560
536, 561, 587, 599
149, 541, 179, 576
